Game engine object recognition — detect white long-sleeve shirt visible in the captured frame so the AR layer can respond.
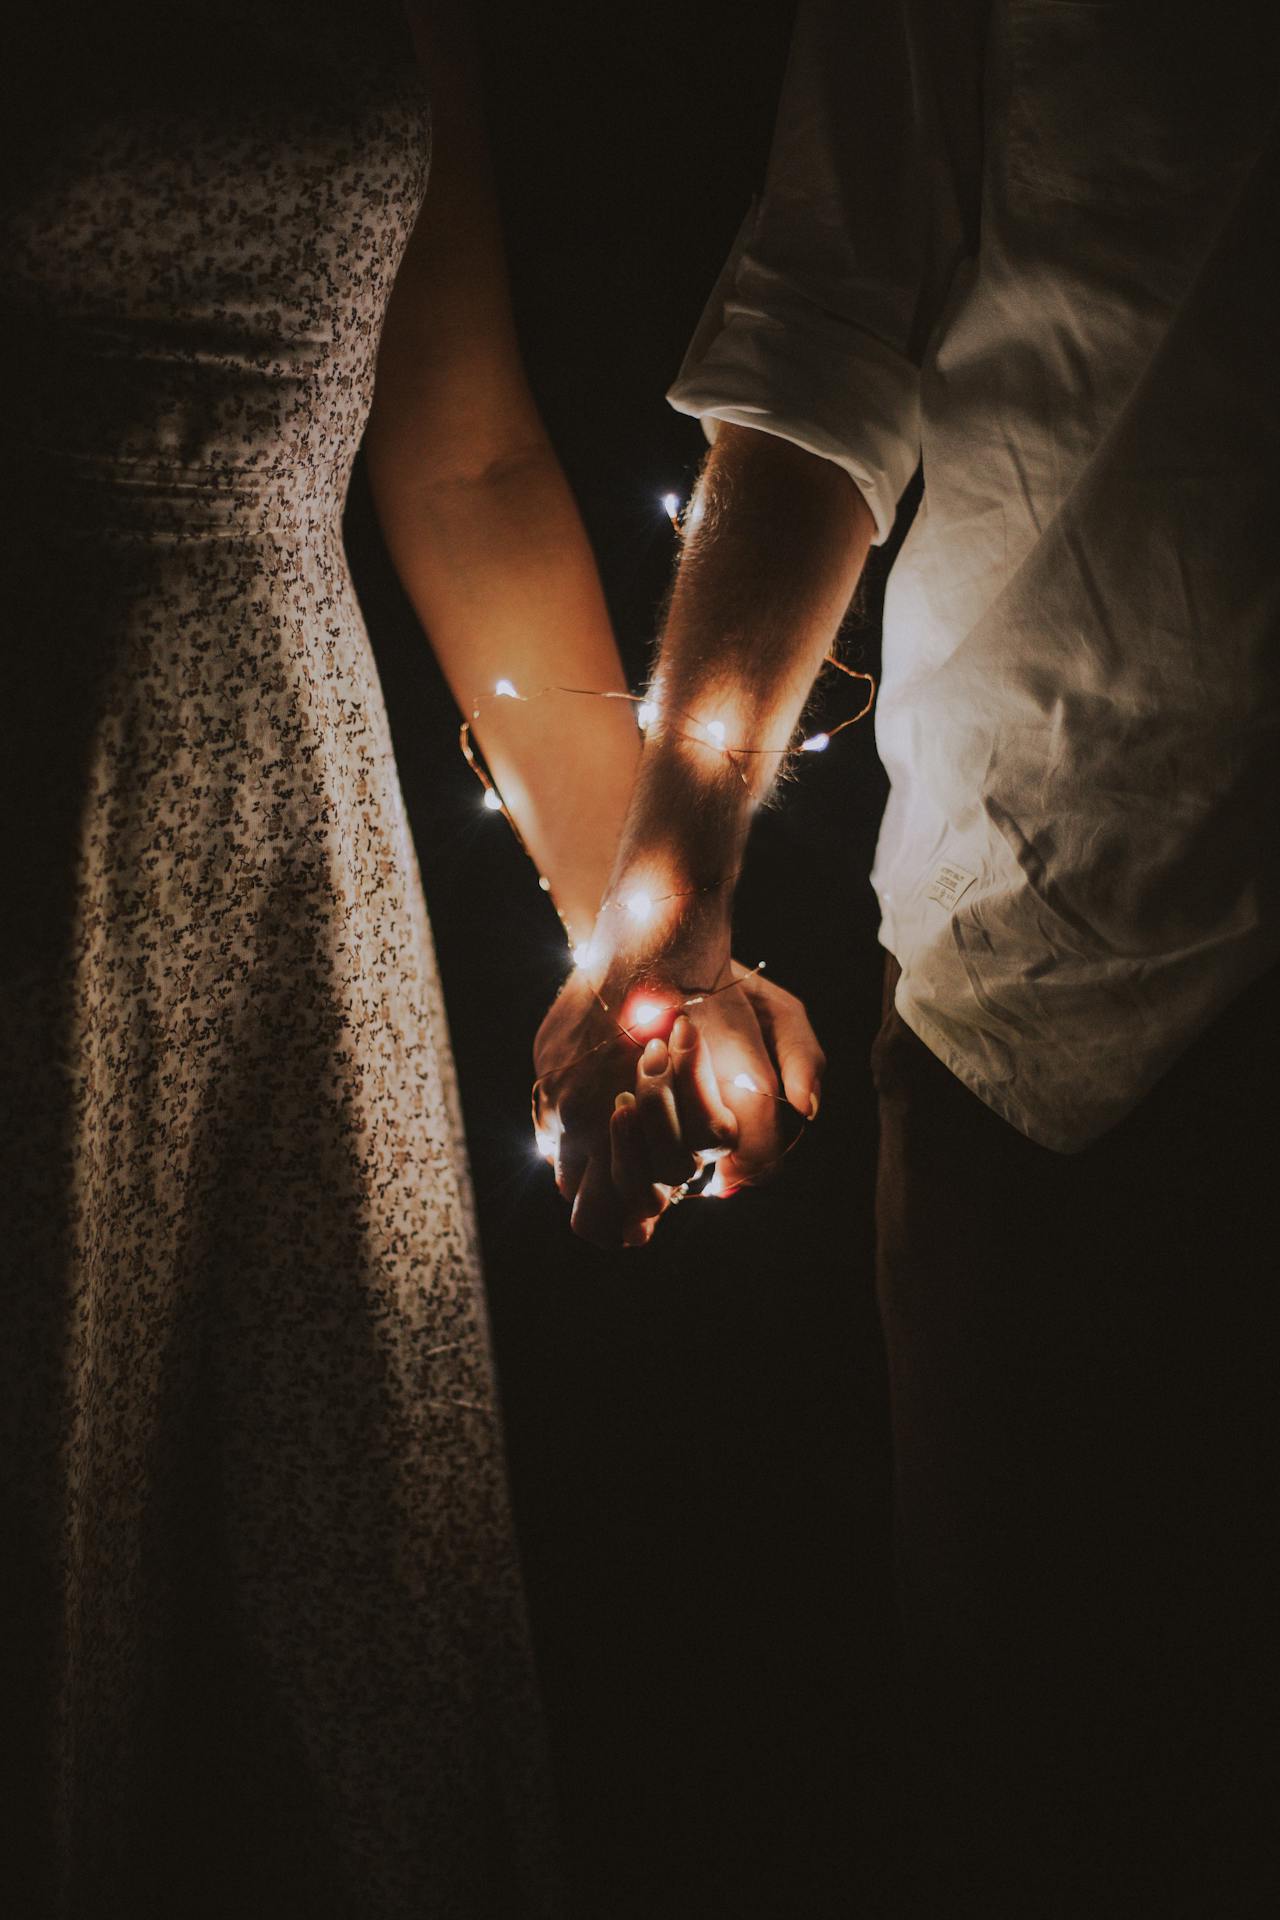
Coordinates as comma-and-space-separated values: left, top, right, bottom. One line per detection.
669, 0, 1279, 1150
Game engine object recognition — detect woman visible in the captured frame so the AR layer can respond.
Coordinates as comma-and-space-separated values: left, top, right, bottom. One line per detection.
0, 3, 642, 1911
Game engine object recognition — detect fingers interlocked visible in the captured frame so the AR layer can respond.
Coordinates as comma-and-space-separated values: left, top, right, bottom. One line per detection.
606, 1015, 740, 1242
553, 968, 825, 1249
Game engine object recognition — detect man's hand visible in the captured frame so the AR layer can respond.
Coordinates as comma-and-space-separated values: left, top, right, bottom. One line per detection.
533, 425, 866, 1250
534, 962, 824, 1248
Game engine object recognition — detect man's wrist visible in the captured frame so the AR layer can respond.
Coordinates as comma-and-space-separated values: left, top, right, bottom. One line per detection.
587, 888, 733, 1002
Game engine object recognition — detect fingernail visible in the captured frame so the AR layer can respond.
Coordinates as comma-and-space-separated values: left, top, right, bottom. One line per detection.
641, 1037, 667, 1075
670, 1015, 695, 1052
807, 1087, 821, 1121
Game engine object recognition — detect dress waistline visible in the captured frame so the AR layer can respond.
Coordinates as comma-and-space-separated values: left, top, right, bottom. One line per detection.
29, 448, 349, 538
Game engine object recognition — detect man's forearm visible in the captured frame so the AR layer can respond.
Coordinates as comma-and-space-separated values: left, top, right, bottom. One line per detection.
589, 424, 875, 988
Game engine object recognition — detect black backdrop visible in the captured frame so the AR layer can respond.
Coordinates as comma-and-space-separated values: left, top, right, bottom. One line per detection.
344, 7, 904, 1913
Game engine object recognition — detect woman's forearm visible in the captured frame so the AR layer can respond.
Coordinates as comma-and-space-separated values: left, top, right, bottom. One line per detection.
366, 434, 640, 948
366, 4, 640, 952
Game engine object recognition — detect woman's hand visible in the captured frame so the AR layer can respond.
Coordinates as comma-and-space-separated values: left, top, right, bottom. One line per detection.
534, 962, 824, 1248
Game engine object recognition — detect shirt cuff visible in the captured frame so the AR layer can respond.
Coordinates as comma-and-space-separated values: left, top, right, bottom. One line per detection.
666, 244, 921, 546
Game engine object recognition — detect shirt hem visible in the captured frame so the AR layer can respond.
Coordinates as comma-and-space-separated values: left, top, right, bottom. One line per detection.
893, 993, 1096, 1156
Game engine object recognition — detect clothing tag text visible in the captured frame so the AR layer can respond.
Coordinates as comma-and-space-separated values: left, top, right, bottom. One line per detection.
925, 861, 977, 912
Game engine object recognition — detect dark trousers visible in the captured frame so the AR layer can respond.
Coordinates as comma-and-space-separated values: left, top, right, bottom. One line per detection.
873, 959, 1277, 1918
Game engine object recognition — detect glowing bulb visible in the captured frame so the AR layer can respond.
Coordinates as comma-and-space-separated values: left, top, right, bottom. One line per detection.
534, 1117, 562, 1164
483, 787, 504, 812
626, 890, 653, 922
538, 875, 551, 891
637, 700, 658, 730
704, 719, 727, 748
801, 732, 830, 753
630, 998, 664, 1031
732, 1072, 759, 1093
662, 493, 681, 521
494, 678, 519, 698
703, 1165, 729, 1199
571, 941, 595, 968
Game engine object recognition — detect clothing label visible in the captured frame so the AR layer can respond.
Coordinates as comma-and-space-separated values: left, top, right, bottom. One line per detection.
925, 861, 977, 912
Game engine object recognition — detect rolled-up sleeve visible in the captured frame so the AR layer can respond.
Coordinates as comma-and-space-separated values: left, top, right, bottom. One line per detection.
668, 0, 988, 543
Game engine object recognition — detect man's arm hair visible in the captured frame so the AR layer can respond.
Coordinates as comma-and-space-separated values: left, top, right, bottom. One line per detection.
585, 423, 875, 996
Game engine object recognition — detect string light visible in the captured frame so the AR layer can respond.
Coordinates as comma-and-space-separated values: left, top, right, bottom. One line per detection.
534, 1113, 562, 1164
530, 958, 806, 1205
460, 671, 868, 1203
460, 655, 873, 865
455, 507, 872, 1210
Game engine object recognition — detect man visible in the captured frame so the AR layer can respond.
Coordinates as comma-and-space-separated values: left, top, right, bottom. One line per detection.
537, 3, 1277, 1912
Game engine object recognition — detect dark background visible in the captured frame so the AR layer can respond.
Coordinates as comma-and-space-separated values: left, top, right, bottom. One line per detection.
346, 7, 905, 1913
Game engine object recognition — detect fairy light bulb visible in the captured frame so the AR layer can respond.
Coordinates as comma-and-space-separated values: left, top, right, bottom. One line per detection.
620, 988, 674, 1037
732, 1072, 759, 1093
801, 732, 830, 753
534, 1114, 562, 1164
704, 719, 727, 748
571, 940, 595, 968
483, 787, 504, 812
626, 890, 653, 922
636, 700, 658, 730
494, 678, 519, 698
703, 1165, 730, 1199
662, 492, 681, 523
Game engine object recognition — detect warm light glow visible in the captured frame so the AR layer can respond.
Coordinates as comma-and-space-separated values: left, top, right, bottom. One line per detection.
458, 660, 877, 1219
662, 492, 681, 520
619, 989, 675, 1038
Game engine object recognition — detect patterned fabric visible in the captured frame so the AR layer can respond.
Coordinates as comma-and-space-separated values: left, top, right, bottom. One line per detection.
0, 8, 556, 1914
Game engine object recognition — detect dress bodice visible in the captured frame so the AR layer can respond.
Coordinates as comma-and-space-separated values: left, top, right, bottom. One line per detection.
1, 3, 430, 517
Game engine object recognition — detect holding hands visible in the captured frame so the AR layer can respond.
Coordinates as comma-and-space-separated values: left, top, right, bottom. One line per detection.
534, 951, 824, 1249
526, 428, 871, 1250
